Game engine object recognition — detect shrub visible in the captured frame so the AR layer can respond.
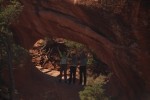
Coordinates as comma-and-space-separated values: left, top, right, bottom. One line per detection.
79, 75, 110, 100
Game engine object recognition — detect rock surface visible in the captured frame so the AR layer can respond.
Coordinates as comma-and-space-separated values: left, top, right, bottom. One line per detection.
11, 0, 150, 100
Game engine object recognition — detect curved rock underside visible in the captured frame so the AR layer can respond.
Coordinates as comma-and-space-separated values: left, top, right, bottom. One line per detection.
11, 0, 150, 100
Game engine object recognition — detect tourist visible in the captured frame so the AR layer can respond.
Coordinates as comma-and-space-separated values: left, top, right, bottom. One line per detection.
57, 47, 69, 83
68, 50, 78, 84
79, 50, 88, 85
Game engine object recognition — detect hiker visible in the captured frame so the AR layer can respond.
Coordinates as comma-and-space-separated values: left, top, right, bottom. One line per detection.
57, 47, 69, 83
68, 51, 78, 84
79, 50, 88, 85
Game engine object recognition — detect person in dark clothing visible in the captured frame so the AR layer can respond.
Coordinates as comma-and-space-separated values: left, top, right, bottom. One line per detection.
57, 47, 69, 83
69, 53, 78, 84
79, 51, 88, 85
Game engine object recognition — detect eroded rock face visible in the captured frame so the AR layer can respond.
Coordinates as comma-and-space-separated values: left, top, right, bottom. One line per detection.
12, 0, 150, 100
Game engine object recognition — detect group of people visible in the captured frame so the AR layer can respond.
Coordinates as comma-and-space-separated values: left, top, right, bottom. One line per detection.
58, 47, 88, 86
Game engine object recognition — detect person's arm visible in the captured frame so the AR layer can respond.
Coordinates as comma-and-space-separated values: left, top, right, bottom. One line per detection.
66, 50, 70, 57
57, 47, 62, 57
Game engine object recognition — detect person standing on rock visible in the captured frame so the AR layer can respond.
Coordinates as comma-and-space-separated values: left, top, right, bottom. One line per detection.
57, 47, 69, 83
79, 50, 88, 86
68, 50, 78, 84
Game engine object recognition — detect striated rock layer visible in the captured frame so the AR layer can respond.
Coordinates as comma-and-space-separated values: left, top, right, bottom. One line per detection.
12, 0, 150, 100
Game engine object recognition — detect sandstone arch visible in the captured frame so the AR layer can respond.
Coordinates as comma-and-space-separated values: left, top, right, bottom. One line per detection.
11, 0, 150, 100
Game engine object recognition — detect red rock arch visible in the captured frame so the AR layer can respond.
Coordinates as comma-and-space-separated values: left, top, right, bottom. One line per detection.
11, 0, 150, 100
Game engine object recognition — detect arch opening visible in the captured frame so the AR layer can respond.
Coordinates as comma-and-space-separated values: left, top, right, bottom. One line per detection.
28, 37, 112, 99
29, 37, 111, 79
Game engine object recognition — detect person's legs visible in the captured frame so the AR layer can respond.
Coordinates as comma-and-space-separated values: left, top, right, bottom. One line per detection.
83, 66, 87, 85
69, 66, 73, 84
59, 67, 63, 82
64, 65, 67, 83
73, 66, 77, 84
79, 67, 83, 84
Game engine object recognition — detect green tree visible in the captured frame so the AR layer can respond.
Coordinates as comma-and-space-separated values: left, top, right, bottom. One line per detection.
0, 0, 23, 100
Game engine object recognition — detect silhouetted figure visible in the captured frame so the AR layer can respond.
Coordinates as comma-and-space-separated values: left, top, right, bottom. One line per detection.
79, 51, 88, 85
69, 53, 78, 84
58, 47, 69, 83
